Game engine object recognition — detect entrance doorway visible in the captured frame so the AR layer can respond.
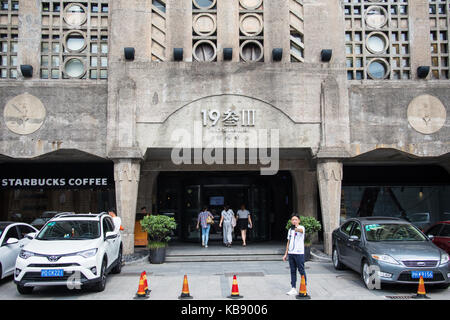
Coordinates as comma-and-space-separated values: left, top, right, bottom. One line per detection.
156, 171, 293, 243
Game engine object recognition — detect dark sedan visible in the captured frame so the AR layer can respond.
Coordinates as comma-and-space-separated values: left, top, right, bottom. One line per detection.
332, 217, 450, 290
424, 221, 450, 255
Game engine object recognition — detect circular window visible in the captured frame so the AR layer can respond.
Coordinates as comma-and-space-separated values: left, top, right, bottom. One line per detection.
64, 58, 85, 78
240, 13, 263, 37
366, 32, 388, 54
365, 6, 388, 29
64, 31, 86, 52
193, 14, 216, 36
240, 40, 263, 62
367, 59, 389, 79
193, 40, 217, 62
239, 0, 263, 10
192, 0, 216, 10
64, 3, 87, 26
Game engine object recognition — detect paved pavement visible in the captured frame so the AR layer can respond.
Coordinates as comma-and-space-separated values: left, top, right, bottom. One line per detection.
1, 259, 449, 300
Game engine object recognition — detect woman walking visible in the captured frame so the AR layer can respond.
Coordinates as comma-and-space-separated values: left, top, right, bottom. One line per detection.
236, 204, 252, 246
219, 205, 235, 247
196, 206, 214, 248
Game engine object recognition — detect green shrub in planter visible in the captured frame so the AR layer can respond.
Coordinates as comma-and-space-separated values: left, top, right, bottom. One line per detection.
140, 215, 177, 263
285, 215, 321, 245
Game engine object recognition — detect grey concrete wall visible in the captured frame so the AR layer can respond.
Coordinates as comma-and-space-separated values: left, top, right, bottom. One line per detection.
0, 82, 108, 158
348, 83, 450, 158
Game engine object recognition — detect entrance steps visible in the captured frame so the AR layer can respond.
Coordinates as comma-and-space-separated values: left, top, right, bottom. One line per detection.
165, 241, 285, 263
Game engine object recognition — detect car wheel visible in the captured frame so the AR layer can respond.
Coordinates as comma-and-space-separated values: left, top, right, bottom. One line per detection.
17, 284, 33, 295
361, 260, 381, 290
111, 247, 122, 274
91, 260, 107, 292
332, 247, 345, 270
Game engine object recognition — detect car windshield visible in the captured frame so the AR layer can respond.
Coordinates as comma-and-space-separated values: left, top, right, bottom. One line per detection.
37, 220, 100, 240
364, 223, 427, 242
0, 224, 7, 237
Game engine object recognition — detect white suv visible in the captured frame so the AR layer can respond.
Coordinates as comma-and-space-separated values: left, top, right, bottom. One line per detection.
14, 213, 122, 294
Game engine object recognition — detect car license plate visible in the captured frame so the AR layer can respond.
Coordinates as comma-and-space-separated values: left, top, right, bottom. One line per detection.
41, 269, 64, 277
411, 271, 433, 279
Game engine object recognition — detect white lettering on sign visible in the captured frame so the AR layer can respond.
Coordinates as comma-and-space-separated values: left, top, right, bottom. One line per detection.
201, 109, 256, 127
0, 178, 109, 188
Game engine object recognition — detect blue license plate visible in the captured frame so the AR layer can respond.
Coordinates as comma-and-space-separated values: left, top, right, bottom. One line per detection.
411, 271, 433, 279
41, 269, 64, 277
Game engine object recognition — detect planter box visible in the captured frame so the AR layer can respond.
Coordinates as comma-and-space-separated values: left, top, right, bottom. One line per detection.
304, 245, 311, 261
149, 247, 166, 264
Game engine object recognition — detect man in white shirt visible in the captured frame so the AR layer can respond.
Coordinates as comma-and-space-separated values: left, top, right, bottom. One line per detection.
108, 208, 122, 233
282, 214, 307, 295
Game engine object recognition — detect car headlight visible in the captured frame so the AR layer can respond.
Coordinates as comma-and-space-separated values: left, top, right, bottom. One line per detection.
371, 254, 400, 265
441, 253, 449, 266
19, 250, 36, 259
77, 248, 98, 258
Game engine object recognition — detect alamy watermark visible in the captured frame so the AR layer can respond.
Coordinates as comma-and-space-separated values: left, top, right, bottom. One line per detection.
170, 121, 280, 175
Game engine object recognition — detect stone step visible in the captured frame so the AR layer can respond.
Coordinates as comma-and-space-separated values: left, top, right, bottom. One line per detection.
165, 254, 282, 262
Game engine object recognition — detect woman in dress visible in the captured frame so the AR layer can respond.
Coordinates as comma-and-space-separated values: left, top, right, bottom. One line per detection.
236, 204, 252, 247
219, 205, 234, 247
196, 206, 214, 248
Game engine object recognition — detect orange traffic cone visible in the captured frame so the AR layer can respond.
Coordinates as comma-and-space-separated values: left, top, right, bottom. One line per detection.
134, 272, 149, 299
412, 276, 430, 299
120, 225, 124, 231
227, 275, 243, 299
178, 275, 193, 299
142, 271, 150, 295
296, 275, 311, 299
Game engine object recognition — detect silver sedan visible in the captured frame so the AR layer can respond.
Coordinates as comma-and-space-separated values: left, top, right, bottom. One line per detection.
332, 217, 450, 290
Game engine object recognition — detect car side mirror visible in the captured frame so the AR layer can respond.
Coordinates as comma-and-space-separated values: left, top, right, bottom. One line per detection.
6, 238, 19, 245
427, 234, 434, 241
349, 235, 360, 241
105, 231, 117, 240
26, 232, 36, 240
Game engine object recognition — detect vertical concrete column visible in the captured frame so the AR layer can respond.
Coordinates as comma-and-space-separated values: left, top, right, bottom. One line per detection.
317, 160, 343, 256
303, 0, 346, 65
17, 0, 41, 79
167, 0, 192, 61
109, 0, 152, 63
114, 159, 141, 255
264, 0, 290, 63
409, 0, 431, 79
217, 0, 239, 61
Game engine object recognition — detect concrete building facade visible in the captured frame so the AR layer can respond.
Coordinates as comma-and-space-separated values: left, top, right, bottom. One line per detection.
1, 0, 449, 256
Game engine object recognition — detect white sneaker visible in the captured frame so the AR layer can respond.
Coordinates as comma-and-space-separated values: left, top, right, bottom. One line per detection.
205, 245, 208, 248
286, 288, 297, 295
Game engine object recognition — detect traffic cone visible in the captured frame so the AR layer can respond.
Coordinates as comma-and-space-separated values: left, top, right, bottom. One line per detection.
227, 275, 243, 299
412, 276, 430, 299
120, 225, 124, 231
134, 272, 149, 299
296, 275, 311, 299
178, 275, 193, 299
142, 271, 150, 295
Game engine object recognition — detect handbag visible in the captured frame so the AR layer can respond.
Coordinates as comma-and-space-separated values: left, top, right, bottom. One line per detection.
206, 216, 214, 225
231, 215, 236, 228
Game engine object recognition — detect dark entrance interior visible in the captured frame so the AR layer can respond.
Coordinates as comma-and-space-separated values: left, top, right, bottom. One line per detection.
156, 171, 293, 242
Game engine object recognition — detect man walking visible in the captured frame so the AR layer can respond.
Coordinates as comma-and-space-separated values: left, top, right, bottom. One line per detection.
282, 214, 307, 295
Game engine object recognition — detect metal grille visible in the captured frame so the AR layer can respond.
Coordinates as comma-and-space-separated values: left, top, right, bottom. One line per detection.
28, 263, 80, 268
22, 271, 87, 282
0, 0, 18, 79
429, 0, 450, 79
402, 260, 439, 268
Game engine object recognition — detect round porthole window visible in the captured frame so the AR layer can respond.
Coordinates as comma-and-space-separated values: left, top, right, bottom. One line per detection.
193, 14, 216, 36
240, 13, 263, 37
367, 59, 389, 79
192, 0, 216, 10
193, 40, 217, 62
365, 6, 388, 29
64, 58, 85, 78
239, 0, 263, 10
240, 40, 264, 62
64, 3, 87, 26
64, 31, 87, 52
366, 32, 389, 54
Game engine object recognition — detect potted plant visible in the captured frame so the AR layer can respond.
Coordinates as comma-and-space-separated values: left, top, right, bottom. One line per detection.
286, 215, 322, 261
140, 214, 177, 264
